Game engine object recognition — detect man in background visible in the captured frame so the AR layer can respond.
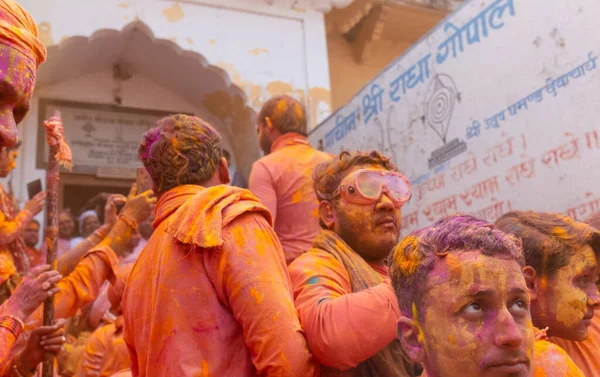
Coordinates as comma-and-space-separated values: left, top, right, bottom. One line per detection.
222, 149, 247, 188
23, 219, 44, 267
288, 150, 415, 376
250, 95, 331, 264
390, 214, 583, 377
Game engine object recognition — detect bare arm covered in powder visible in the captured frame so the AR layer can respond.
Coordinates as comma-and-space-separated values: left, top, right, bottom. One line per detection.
248, 162, 278, 223
288, 251, 400, 370
208, 213, 316, 376
55, 194, 126, 277
54, 224, 111, 277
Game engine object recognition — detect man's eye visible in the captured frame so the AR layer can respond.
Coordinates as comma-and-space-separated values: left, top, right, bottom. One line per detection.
463, 303, 482, 314
510, 300, 528, 315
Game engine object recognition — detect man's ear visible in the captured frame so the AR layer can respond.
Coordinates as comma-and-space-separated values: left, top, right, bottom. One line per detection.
218, 157, 230, 185
523, 266, 538, 301
318, 201, 336, 229
397, 316, 425, 364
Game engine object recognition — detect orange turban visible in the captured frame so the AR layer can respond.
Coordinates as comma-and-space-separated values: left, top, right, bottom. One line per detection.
0, 0, 46, 67
108, 264, 134, 311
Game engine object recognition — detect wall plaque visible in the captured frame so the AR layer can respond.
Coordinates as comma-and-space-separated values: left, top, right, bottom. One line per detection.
37, 99, 188, 176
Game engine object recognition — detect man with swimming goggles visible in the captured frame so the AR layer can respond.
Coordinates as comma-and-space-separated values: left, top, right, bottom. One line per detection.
288, 150, 417, 377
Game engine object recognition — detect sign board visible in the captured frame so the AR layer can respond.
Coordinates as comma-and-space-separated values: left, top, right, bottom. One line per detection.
309, 0, 600, 233
37, 99, 185, 176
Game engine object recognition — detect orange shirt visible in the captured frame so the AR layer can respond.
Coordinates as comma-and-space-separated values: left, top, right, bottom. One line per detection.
288, 248, 400, 376
25, 246, 44, 268
249, 133, 331, 264
110, 370, 131, 377
27, 245, 119, 326
122, 185, 316, 377
0, 324, 18, 376
549, 307, 600, 377
75, 321, 130, 377
532, 339, 585, 376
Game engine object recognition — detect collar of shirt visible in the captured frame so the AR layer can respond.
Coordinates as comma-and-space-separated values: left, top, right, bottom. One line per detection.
271, 132, 310, 153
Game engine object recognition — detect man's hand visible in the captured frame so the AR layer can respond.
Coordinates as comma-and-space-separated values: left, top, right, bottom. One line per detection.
19, 318, 67, 371
121, 184, 157, 224
24, 191, 47, 215
104, 194, 127, 227
6, 265, 62, 320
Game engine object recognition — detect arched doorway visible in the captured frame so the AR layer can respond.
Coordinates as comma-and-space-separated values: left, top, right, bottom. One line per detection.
29, 21, 258, 216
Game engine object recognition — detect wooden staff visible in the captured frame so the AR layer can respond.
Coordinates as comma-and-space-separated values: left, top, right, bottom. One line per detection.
42, 111, 72, 377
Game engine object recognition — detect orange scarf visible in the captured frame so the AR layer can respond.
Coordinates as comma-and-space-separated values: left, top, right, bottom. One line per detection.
0, 0, 46, 67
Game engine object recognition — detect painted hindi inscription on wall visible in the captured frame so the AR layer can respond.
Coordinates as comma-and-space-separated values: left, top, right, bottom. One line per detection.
37, 99, 186, 176
309, 0, 600, 233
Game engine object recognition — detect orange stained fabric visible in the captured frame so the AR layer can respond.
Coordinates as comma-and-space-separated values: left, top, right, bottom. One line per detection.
0, 0, 46, 67
532, 339, 585, 376
0, 184, 34, 283
74, 321, 130, 377
27, 245, 120, 326
24, 246, 44, 268
0, 322, 18, 376
288, 248, 400, 376
549, 307, 600, 377
249, 133, 332, 264
107, 264, 133, 310
110, 370, 132, 377
122, 184, 317, 377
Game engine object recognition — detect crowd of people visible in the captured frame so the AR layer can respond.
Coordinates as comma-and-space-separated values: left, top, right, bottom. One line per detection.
0, 0, 598, 376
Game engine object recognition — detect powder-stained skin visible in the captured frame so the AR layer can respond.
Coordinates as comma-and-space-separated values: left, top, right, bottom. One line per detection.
0, 45, 35, 147
535, 245, 599, 340
416, 251, 534, 377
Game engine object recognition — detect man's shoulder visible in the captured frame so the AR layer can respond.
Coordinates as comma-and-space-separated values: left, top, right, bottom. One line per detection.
289, 247, 342, 273
533, 339, 584, 376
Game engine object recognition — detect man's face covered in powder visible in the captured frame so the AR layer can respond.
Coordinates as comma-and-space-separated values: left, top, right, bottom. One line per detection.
531, 245, 599, 341
331, 164, 402, 262
417, 251, 534, 377
0, 45, 36, 147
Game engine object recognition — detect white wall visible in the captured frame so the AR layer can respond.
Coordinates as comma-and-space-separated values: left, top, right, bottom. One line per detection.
310, 0, 600, 232
11, 69, 232, 209
22, 0, 333, 127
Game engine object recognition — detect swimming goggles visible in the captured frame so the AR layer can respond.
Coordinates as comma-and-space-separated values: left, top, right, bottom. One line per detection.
319, 168, 411, 207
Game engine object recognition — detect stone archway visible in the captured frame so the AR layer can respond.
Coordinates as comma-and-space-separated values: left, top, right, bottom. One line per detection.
36, 20, 259, 177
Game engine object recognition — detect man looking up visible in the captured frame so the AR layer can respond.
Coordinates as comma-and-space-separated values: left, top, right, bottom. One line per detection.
495, 211, 600, 341
123, 114, 316, 376
250, 95, 331, 264
288, 150, 415, 377
390, 214, 583, 377
545, 212, 600, 377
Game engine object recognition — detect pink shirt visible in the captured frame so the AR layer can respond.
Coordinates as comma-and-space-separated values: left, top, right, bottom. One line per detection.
288, 249, 400, 376
249, 133, 331, 264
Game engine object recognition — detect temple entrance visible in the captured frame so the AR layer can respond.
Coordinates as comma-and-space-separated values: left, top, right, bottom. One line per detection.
28, 21, 259, 218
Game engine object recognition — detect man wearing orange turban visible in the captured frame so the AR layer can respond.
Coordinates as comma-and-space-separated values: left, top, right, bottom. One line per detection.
0, 0, 47, 148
